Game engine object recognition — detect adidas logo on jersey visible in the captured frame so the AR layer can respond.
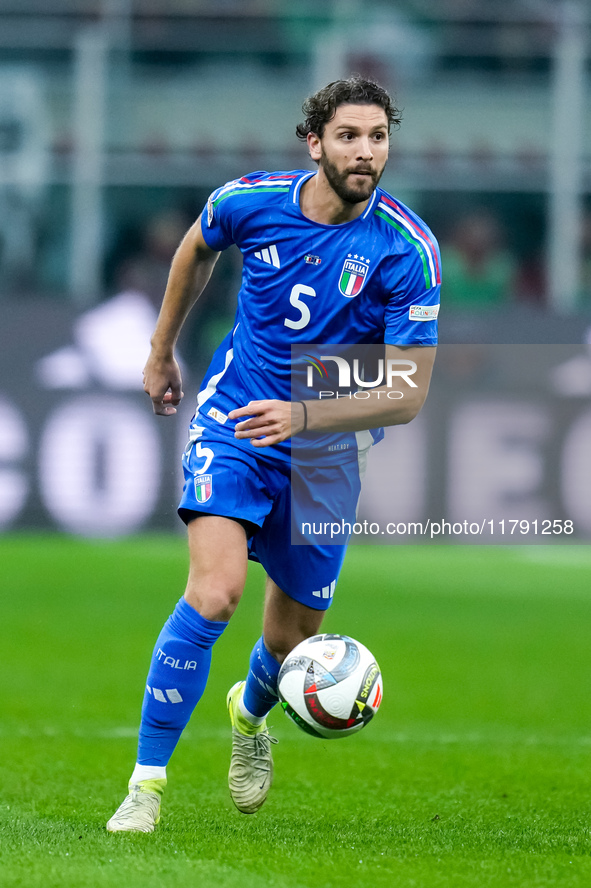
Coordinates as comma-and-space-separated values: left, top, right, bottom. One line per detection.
254, 244, 281, 268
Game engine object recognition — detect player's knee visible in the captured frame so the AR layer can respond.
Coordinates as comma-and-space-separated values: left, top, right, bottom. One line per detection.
184, 580, 243, 622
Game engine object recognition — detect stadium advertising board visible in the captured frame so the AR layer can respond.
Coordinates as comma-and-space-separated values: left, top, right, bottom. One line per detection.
0, 294, 191, 536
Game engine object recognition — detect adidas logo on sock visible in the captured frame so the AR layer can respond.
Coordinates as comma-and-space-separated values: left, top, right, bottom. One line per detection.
147, 686, 183, 703
254, 245, 280, 268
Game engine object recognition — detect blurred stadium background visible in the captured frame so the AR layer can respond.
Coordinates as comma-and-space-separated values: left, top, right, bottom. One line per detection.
1, 0, 591, 538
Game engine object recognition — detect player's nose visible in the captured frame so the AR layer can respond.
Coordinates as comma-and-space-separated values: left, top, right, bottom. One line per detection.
356, 137, 373, 160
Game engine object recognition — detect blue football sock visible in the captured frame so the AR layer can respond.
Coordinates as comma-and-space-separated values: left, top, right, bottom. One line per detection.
137, 597, 228, 766
241, 636, 281, 719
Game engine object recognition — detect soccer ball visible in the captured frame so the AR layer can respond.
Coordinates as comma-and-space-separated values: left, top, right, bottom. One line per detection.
277, 633, 383, 739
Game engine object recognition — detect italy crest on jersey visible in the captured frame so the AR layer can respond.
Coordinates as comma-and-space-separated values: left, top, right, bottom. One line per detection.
339, 254, 370, 298
194, 474, 212, 503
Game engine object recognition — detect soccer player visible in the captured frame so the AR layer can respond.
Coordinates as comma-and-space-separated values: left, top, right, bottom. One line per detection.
106, 74, 440, 832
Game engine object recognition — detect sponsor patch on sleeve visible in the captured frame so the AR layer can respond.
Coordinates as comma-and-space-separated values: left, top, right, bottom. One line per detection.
207, 196, 214, 227
409, 304, 440, 321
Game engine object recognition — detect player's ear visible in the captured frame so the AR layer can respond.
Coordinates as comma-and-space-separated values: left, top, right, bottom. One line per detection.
307, 132, 322, 163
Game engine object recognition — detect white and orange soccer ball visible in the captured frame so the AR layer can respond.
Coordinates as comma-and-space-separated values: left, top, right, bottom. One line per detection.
277, 634, 383, 739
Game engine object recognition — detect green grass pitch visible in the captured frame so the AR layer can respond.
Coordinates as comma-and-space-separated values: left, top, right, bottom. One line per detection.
1, 536, 591, 888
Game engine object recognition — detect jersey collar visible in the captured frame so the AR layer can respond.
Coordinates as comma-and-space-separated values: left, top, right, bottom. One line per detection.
291, 171, 315, 206
291, 171, 380, 223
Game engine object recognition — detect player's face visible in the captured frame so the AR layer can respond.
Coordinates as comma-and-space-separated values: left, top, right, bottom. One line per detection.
310, 104, 389, 204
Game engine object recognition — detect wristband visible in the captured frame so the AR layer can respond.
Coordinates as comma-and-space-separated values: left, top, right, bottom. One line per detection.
298, 400, 308, 433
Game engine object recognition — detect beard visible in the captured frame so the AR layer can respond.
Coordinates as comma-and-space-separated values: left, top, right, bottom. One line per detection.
319, 149, 386, 204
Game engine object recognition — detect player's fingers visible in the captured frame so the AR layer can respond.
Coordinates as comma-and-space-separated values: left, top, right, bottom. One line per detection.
234, 424, 271, 438
162, 390, 184, 405
234, 416, 271, 432
228, 406, 252, 420
151, 393, 179, 416
169, 381, 183, 405
236, 419, 290, 442
250, 433, 282, 447
151, 403, 169, 415
228, 400, 267, 420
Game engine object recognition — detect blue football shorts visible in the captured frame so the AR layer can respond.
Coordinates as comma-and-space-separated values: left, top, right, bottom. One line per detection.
178, 419, 364, 610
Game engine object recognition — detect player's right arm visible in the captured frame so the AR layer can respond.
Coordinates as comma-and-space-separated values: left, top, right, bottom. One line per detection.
143, 216, 220, 416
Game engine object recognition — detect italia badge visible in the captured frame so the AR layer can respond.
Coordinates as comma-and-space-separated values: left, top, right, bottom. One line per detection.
194, 474, 212, 503
339, 254, 370, 298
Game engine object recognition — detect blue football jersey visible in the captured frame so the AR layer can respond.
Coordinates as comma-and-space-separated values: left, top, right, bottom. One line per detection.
194, 170, 441, 464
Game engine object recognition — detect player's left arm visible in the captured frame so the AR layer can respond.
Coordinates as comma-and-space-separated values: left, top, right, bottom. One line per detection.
230, 344, 436, 447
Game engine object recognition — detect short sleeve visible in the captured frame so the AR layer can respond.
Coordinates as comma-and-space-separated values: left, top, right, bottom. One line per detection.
384, 286, 440, 346
383, 235, 441, 347
199, 181, 239, 252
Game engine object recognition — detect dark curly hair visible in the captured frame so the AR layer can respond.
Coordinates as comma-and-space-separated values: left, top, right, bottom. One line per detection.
295, 74, 402, 141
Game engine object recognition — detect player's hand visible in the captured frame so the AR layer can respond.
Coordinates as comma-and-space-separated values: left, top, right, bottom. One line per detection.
229, 400, 305, 447
142, 352, 184, 416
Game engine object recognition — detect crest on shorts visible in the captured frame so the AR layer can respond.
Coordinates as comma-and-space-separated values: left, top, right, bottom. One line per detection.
194, 474, 212, 503
338, 254, 370, 298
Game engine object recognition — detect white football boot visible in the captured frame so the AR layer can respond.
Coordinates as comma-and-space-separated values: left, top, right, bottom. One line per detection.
106, 778, 166, 833
227, 680, 278, 814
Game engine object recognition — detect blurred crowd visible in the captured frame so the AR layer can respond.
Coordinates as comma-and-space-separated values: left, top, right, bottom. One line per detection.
1, 0, 589, 331
102, 204, 242, 372
437, 206, 545, 310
